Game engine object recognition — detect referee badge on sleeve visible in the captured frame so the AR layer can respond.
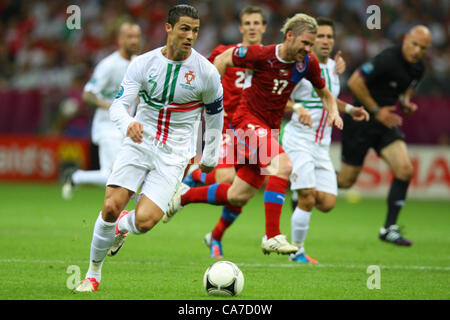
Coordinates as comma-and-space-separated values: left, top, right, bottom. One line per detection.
361, 62, 374, 74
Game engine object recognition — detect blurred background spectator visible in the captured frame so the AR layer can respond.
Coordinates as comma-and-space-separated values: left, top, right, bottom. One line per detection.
0, 0, 448, 142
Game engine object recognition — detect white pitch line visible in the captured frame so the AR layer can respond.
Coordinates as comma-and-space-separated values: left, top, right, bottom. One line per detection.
0, 258, 449, 271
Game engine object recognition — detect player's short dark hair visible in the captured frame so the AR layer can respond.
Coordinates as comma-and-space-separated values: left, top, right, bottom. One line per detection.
316, 17, 335, 34
240, 6, 267, 25
167, 4, 199, 27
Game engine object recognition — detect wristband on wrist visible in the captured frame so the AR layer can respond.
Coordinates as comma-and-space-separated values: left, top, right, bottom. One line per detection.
372, 105, 380, 114
344, 104, 354, 114
292, 103, 303, 112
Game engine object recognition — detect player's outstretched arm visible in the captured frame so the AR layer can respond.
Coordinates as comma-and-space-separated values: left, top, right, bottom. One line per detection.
336, 99, 369, 122
314, 86, 343, 129
201, 105, 224, 173
200, 66, 224, 173
109, 86, 141, 140
285, 100, 312, 128
82, 91, 111, 110
213, 47, 235, 78
82, 59, 115, 110
347, 70, 380, 113
109, 57, 143, 139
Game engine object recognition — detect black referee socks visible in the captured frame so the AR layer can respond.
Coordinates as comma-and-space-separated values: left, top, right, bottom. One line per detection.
385, 178, 410, 228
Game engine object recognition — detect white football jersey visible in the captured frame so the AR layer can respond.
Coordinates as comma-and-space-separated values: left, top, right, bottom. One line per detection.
286, 58, 340, 146
84, 51, 135, 143
110, 47, 223, 164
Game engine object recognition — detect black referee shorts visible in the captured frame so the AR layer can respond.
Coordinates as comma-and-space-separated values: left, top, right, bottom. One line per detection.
341, 114, 405, 166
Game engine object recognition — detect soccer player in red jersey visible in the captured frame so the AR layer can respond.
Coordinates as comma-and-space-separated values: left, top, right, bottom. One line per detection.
181, 6, 267, 258
185, 6, 267, 186
165, 13, 343, 256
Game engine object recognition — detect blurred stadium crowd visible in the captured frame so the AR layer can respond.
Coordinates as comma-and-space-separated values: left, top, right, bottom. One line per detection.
0, 0, 448, 93
0, 0, 448, 140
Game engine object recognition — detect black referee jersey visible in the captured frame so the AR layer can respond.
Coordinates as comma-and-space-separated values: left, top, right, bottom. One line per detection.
355, 45, 425, 108
341, 45, 426, 166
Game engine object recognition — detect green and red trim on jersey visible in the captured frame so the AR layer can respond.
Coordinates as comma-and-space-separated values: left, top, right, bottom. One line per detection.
155, 101, 204, 144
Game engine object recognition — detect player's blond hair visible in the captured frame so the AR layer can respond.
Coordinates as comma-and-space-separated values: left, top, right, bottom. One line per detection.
281, 13, 318, 38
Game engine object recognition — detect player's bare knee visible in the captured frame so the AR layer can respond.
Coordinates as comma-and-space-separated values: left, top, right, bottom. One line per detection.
297, 198, 315, 212
227, 184, 252, 207
316, 198, 336, 213
297, 190, 315, 211
135, 222, 152, 233
229, 193, 250, 207
102, 198, 122, 222
395, 163, 414, 181
134, 214, 158, 233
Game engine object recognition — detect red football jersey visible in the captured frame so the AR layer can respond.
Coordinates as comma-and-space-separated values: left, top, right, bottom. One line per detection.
231, 44, 325, 130
208, 44, 246, 119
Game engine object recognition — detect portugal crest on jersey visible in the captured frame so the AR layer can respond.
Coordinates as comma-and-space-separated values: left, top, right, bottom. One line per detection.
184, 70, 195, 85
181, 70, 196, 90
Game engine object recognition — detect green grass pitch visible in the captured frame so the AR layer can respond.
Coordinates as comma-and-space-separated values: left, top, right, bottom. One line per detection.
0, 183, 448, 300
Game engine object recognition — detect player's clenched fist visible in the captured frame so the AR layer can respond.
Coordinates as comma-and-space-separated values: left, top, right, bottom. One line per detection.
127, 121, 144, 143
327, 110, 343, 129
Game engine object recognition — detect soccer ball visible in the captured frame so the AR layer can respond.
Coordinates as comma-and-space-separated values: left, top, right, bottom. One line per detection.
203, 261, 244, 297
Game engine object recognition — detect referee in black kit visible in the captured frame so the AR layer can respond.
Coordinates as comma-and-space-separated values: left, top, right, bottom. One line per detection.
337, 25, 432, 246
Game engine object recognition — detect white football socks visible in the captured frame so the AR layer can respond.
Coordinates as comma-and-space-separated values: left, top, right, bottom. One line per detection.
118, 210, 142, 235
291, 207, 312, 251
86, 212, 116, 282
72, 169, 109, 186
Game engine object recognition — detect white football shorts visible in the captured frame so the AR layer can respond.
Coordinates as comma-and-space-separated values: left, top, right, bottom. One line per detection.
283, 138, 337, 196
107, 133, 188, 212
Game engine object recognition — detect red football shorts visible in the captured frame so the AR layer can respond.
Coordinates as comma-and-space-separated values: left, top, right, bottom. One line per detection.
231, 122, 284, 168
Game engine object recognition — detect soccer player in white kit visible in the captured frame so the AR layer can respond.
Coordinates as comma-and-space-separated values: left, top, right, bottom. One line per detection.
62, 22, 141, 200
75, 5, 224, 292
282, 17, 369, 263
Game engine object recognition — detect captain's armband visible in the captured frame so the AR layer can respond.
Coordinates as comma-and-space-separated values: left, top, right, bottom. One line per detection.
205, 97, 224, 115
